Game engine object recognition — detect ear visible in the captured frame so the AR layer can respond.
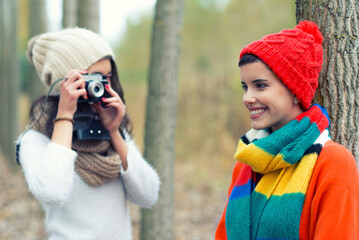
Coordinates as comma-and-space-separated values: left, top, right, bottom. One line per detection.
293, 97, 299, 105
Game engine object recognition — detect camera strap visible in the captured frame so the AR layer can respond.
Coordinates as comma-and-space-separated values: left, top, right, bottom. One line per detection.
16, 78, 65, 165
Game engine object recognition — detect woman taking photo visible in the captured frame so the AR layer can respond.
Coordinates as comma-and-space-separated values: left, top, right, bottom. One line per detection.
17, 28, 160, 240
215, 21, 359, 239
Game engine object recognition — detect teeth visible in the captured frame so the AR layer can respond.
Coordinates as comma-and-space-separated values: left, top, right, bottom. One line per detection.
250, 109, 265, 115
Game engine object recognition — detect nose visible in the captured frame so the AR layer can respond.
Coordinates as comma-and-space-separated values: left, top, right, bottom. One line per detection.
242, 90, 256, 105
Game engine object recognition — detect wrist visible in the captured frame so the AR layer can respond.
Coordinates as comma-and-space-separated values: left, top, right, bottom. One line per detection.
53, 116, 75, 125
108, 129, 128, 171
56, 109, 74, 119
109, 128, 121, 138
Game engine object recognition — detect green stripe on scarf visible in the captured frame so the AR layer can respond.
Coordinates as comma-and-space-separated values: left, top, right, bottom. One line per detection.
225, 104, 330, 240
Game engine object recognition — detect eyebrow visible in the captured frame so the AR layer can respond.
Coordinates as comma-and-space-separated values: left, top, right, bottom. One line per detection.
91, 71, 112, 76
241, 79, 268, 84
252, 79, 268, 83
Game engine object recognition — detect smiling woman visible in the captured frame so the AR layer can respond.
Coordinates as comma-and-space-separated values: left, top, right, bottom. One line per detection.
215, 21, 359, 240
239, 57, 303, 132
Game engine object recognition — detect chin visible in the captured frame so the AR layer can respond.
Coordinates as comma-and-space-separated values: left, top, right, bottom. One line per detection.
251, 121, 271, 130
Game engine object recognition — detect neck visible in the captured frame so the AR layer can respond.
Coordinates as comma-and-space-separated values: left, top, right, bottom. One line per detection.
271, 105, 304, 132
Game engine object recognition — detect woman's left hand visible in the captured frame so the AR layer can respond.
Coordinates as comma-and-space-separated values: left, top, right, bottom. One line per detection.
92, 84, 126, 134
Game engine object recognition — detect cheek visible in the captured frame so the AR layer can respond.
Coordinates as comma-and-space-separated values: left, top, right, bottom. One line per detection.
272, 93, 295, 112
275, 87, 294, 104
256, 92, 271, 104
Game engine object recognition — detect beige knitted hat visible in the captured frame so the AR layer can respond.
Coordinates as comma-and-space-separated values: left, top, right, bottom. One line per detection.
27, 28, 115, 95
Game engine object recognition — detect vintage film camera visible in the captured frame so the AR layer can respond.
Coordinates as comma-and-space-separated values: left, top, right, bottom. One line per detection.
80, 74, 110, 102
73, 74, 111, 141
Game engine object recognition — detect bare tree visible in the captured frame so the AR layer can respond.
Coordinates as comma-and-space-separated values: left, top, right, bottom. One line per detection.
63, 0, 98, 32
77, 0, 99, 32
140, 0, 184, 239
0, 0, 19, 165
296, 0, 359, 166
0, 0, 4, 156
63, 0, 78, 28
28, 0, 47, 102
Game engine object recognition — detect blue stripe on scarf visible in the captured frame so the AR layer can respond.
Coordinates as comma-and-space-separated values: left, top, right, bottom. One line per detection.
229, 179, 255, 201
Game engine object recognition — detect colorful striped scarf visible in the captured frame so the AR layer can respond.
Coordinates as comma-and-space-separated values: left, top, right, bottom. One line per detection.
225, 104, 330, 240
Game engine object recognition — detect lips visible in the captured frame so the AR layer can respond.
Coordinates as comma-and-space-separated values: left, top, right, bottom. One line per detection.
249, 107, 267, 119
250, 109, 265, 115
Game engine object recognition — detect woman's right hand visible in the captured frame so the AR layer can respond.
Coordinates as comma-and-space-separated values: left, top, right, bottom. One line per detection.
51, 70, 88, 148
57, 70, 88, 118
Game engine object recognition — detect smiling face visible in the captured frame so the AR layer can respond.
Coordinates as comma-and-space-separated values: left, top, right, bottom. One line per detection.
240, 61, 303, 131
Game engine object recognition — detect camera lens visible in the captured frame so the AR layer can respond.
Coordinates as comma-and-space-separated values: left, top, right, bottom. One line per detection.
87, 80, 105, 98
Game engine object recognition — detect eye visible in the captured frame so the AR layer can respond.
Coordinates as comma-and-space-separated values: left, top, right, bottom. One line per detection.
241, 83, 248, 92
255, 82, 267, 89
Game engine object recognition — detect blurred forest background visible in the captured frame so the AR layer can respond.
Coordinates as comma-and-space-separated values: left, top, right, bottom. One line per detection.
117, 0, 295, 195
0, 0, 296, 239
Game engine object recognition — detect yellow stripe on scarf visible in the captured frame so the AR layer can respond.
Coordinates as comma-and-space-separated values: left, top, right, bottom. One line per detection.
254, 152, 318, 198
235, 142, 292, 174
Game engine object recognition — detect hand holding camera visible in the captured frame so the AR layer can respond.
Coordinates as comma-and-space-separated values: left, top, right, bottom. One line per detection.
80, 73, 110, 103
57, 70, 89, 119
57, 71, 110, 116
56, 69, 125, 140
91, 82, 126, 134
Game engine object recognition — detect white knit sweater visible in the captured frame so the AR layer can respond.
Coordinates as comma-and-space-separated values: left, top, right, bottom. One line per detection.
19, 130, 160, 240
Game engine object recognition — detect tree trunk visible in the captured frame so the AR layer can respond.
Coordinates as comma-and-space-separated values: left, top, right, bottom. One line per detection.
77, 0, 99, 32
0, 0, 4, 155
0, 0, 19, 166
62, 0, 78, 28
29, 0, 47, 102
140, 0, 184, 240
296, 0, 359, 166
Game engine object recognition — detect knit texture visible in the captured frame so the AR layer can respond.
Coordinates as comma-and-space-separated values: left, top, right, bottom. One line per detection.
19, 129, 161, 239
240, 21, 323, 109
30, 100, 122, 187
27, 28, 115, 95
215, 140, 359, 240
225, 104, 330, 240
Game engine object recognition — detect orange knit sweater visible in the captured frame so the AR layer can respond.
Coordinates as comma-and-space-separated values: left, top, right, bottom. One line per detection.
215, 140, 359, 240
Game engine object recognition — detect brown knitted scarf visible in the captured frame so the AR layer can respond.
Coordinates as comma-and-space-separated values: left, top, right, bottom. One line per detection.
30, 100, 122, 187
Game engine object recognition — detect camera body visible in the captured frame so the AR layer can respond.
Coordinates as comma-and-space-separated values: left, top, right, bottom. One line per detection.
73, 102, 111, 141
80, 74, 109, 103
73, 74, 114, 141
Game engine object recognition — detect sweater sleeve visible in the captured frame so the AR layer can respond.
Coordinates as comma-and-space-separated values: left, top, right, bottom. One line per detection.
120, 138, 160, 208
300, 141, 359, 240
19, 130, 77, 207
313, 188, 358, 239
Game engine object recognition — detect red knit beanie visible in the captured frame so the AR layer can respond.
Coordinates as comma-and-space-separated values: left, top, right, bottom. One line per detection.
239, 21, 323, 110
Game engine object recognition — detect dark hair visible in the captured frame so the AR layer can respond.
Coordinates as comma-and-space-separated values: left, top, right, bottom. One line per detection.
238, 54, 270, 70
29, 96, 58, 134
29, 56, 133, 137
107, 57, 133, 135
